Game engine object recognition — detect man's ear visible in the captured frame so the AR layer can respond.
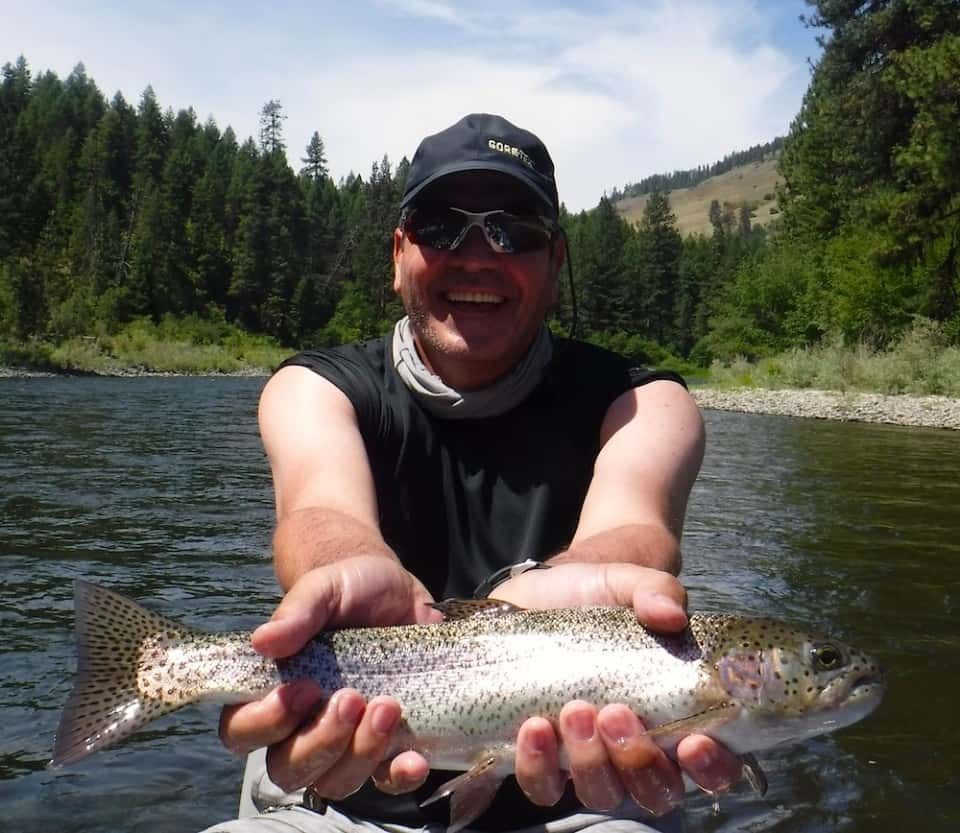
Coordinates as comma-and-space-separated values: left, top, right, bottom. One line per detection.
551, 234, 566, 270
392, 228, 404, 293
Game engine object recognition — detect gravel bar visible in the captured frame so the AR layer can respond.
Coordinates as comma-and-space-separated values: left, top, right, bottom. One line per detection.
693, 387, 960, 431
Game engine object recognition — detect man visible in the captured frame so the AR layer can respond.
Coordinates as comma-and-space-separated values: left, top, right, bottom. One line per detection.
207, 113, 740, 833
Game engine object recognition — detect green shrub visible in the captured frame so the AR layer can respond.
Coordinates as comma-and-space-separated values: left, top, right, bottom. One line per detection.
0, 338, 56, 369
707, 319, 960, 395
585, 331, 670, 365
2, 313, 288, 374
48, 337, 114, 372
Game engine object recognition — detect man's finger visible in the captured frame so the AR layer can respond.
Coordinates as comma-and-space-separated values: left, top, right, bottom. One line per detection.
676, 734, 742, 794
266, 688, 366, 793
252, 571, 342, 658
558, 701, 624, 811
372, 750, 431, 795
218, 682, 325, 755
632, 588, 688, 632
596, 704, 682, 816
515, 717, 566, 806
306, 696, 402, 800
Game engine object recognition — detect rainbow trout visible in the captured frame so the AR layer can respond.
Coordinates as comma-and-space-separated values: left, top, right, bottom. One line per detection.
52, 581, 884, 830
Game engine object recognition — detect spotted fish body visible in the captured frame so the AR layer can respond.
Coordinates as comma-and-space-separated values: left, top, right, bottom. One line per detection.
52, 581, 884, 831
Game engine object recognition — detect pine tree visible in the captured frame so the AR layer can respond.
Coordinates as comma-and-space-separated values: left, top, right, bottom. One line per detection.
258, 100, 286, 155
0, 57, 33, 259
738, 203, 752, 238
299, 131, 328, 183
227, 138, 268, 329
573, 196, 628, 335
67, 94, 137, 329
635, 192, 682, 345
187, 119, 234, 310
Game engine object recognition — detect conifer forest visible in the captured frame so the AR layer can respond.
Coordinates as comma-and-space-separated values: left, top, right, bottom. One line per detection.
1, 0, 958, 371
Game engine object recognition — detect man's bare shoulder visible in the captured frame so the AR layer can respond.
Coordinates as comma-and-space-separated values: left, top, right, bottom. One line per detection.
600, 378, 701, 444
260, 365, 358, 422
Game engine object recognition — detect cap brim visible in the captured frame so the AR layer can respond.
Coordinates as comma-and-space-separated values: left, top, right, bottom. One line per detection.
401, 160, 557, 215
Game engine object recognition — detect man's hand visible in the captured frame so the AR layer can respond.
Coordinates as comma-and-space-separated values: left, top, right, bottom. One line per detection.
491, 562, 743, 815
218, 555, 441, 798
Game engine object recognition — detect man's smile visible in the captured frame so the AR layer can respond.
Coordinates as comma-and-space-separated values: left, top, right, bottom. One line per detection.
443, 290, 506, 305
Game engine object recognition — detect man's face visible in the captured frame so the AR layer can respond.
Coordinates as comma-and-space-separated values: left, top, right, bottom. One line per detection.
393, 171, 563, 390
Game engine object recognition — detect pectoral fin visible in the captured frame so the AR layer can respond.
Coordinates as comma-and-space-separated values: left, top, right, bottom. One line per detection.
741, 752, 767, 796
420, 754, 505, 833
694, 750, 769, 816
645, 703, 740, 752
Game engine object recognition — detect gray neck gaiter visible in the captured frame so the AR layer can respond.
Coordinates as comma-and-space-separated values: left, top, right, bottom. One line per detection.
391, 316, 554, 420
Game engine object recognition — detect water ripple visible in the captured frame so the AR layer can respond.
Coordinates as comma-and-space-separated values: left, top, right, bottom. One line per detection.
1, 383, 957, 832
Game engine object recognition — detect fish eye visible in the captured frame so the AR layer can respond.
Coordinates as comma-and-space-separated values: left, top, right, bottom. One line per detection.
811, 643, 846, 671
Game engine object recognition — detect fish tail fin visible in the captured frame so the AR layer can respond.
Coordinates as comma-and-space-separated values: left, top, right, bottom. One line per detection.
50, 579, 204, 767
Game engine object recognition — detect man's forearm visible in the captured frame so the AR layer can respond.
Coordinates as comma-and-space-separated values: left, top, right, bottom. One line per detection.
547, 523, 681, 575
273, 506, 400, 590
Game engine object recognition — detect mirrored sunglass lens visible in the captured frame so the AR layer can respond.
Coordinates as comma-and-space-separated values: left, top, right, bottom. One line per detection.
483, 216, 515, 252
410, 209, 463, 249
486, 214, 552, 253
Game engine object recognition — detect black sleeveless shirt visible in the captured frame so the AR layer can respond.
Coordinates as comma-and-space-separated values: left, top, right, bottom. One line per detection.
278, 332, 685, 829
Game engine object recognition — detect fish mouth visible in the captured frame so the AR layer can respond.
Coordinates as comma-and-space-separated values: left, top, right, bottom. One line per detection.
822, 669, 885, 711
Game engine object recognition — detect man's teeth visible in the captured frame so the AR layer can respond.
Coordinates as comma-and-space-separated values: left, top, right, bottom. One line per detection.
445, 291, 504, 304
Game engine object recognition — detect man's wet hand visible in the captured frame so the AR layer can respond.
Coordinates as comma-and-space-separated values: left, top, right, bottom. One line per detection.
217, 557, 439, 797
515, 704, 742, 815
489, 561, 688, 631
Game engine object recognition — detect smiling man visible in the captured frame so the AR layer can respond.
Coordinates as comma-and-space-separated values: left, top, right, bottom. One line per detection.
207, 114, 740, 833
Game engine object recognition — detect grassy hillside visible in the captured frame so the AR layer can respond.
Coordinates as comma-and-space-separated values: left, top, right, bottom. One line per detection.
616, 157, 782, 236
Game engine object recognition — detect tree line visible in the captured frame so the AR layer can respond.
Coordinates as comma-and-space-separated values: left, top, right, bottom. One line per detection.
608, 138, 784, 203
2, 0, 958, 371
0, 60, 410, 349
0, 55, 763, 365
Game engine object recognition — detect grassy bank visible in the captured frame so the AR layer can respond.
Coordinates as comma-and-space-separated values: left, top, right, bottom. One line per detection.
707, 320, 960, 397
0, 315, 289, 375
6, 314, 959, 398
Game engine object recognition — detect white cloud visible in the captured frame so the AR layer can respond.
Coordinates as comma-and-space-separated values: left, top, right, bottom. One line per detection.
283, 1, 798, 208
374, 0, 468, 27
2, 0, 812, 210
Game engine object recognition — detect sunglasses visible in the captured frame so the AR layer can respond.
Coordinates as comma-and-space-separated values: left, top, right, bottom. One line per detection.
402, 206, 557, 254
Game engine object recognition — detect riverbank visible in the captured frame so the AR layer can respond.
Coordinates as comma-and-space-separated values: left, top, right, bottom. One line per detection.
6, 363, 958, 430
0, 316, 290, 376
693, 387, 960, 430
0, 365, 269, 378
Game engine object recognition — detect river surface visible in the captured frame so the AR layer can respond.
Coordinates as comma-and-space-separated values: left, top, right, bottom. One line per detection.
0, 377, 956, 833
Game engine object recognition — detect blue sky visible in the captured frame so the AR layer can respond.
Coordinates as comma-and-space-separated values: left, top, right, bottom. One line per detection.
2, 0, 822, 210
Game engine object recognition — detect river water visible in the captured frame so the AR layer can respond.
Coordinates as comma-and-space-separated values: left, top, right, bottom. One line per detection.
0, 377, 956, 833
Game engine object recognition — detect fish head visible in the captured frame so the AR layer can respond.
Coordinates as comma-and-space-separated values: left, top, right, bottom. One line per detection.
695, 616, 885, 749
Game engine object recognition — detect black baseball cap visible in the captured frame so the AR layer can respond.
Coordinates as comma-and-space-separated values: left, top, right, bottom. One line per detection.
400, 113, 560, 217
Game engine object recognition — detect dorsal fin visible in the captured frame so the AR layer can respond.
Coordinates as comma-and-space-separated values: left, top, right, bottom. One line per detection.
429, 598, 523, 621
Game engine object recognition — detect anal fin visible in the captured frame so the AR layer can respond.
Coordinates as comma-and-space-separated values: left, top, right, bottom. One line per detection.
420, 754, 505, 833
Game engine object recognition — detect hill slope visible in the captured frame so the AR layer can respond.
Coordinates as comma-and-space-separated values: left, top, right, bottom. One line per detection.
616, 157, 782, 236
